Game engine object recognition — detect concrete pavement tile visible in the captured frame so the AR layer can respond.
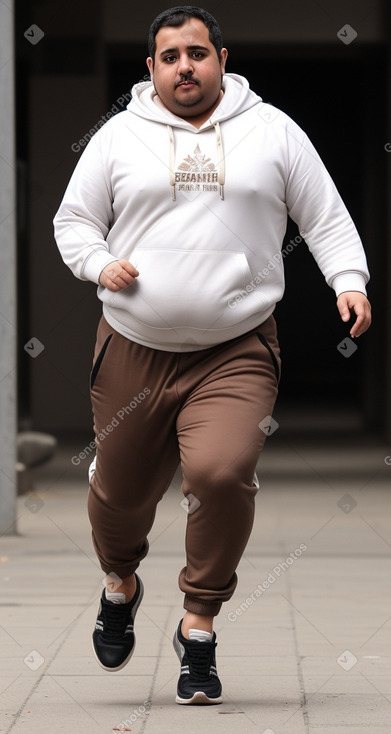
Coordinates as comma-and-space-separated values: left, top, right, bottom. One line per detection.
306, 690, 391, 727
142, 685, 306, 734
0, 675, 29, 711
305, 728, 391, 733
220, 645, 298, 658
47, 654, 157, 676
303, 673, 385, 695
217, 656, 300, 676
301, 654, 391, 681
358, 676, 391, 696
145, 705, 307, 734
8, 674, 152, 734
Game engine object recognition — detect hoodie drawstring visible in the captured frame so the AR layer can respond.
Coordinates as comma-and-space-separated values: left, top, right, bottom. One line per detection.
167, 122, 225, 202
167, 125, 176, 201
214, 121, 225, 200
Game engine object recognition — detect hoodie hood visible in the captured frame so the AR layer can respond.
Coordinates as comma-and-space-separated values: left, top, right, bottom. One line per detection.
127, 73, 262, 129
127, 74, 262, 200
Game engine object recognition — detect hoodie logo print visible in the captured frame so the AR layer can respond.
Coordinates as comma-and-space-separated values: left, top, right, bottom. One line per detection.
175, 144, 219, 193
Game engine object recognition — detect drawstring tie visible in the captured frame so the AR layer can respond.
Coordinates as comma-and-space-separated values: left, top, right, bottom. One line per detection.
167, 125, 177, 201
214, 121, 225, 200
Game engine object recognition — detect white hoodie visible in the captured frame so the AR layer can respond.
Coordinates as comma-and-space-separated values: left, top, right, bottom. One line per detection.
54, 74, 369, 351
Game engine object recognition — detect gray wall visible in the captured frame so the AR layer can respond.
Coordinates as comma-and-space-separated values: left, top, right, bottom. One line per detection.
1, 0, 17, 532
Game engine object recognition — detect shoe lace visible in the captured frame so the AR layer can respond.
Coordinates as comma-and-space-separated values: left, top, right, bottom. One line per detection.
101, 602, 131, 639
186, 641, 216, 679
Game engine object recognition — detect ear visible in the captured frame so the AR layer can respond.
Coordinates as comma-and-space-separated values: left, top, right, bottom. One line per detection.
220, 48, 228, 75
146, 56, 154, 81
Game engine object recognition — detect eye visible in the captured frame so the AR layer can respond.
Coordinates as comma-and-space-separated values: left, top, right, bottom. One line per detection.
192, 52, 205, 59
164, 55, 177, 63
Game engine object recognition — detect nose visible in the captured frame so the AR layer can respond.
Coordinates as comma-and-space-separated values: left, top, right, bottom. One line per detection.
177, 53, 194, 76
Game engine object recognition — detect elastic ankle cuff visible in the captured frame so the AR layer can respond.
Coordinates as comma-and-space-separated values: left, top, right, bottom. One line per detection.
183, 594, 221, 617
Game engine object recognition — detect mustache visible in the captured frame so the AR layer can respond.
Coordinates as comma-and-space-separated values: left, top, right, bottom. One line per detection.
175, 75, 200, 88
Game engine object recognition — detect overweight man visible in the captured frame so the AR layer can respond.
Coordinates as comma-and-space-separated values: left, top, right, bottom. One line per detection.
54, 5, 371, 705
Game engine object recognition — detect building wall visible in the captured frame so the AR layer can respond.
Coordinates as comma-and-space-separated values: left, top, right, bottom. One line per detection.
102, 0, 384, 43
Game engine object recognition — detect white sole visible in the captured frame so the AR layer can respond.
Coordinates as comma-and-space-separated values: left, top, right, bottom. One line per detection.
175, 691, 223, 705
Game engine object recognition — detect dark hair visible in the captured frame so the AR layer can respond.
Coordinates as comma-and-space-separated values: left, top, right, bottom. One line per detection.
148, 6, 223, 61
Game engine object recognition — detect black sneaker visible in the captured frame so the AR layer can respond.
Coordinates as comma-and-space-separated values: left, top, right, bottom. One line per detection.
92, 574, 144, 672
173, 620, 222, 704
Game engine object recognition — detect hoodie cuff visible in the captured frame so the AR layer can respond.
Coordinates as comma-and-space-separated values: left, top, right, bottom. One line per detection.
80, 249, 119, 284
331, 273, 367, 298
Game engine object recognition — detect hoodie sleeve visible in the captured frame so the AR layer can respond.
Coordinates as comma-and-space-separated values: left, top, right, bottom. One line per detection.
53, 130, 118, 284
283, 120, 369, 297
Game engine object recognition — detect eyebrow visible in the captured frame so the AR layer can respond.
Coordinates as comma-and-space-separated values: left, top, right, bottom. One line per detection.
159, 45, 210, 57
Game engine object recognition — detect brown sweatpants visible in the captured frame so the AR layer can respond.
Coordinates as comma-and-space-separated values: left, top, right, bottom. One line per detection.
88, 314, 280, 616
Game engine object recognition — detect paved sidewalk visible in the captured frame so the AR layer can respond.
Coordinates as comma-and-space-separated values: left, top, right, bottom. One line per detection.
1, 420, 390, 734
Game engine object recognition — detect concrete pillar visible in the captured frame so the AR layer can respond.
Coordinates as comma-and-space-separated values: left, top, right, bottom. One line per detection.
386, 0, 391, 442
0, 0, 17, 534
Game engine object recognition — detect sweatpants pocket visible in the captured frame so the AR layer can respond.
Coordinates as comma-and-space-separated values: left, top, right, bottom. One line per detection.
90, 333, 113, 389
256, 332, 281, 383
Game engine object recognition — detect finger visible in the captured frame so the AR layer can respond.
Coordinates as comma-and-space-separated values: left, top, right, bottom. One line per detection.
107, 276, 135, 291
337, 295, 351, 323
113, 267, 139, 287
113, 272, 135, 288
102, 266, 137, 289
349, 311, 364, 338
350, 310, 371, 337
118, 260, 139, 278
103, 281, 120, 292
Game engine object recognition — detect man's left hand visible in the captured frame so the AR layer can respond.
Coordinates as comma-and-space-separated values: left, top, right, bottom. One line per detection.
336, 291, 372, 337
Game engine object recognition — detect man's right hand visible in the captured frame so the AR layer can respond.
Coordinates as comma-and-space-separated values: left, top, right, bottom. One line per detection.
99, 259, 139, 292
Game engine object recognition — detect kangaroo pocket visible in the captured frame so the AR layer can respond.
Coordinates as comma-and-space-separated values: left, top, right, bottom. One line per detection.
104, 247, 267, 331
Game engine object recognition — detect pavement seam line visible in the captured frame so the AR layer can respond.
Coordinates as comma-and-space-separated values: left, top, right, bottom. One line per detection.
139, 604, 174, 733
283, 567, 310, 733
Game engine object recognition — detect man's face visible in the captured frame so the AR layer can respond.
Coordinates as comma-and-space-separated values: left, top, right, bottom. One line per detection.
146, 18, 227, 120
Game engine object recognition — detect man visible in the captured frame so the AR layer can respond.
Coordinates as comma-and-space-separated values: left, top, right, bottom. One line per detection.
54, 6, 371, 705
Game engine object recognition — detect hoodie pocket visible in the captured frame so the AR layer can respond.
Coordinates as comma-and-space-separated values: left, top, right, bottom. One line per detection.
106, 248, 267, 331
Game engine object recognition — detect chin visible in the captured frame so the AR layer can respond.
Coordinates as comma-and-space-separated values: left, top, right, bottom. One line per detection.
175, 95, 204, 110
